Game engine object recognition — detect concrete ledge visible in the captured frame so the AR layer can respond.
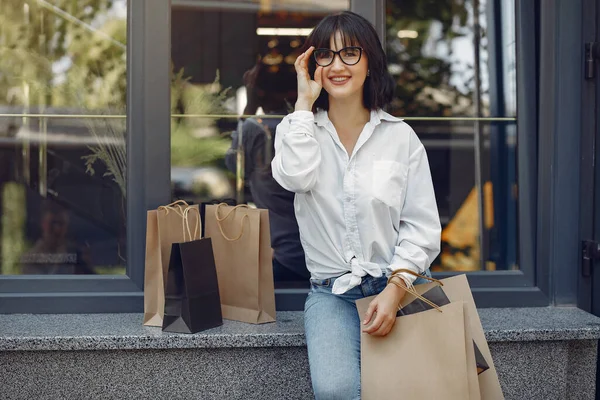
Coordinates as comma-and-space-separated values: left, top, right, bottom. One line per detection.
2, 307, 600, 351
2, 347, 313, 400
2, 308, 600, 400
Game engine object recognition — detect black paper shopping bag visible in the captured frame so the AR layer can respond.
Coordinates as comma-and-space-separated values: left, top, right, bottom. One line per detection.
162, 237, 223, 334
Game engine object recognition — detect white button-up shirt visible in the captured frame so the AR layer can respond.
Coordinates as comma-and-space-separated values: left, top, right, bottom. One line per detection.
271, 109, 441, 294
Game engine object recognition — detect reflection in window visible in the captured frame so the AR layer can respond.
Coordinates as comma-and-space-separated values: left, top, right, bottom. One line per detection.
170, 1, 349, 284
0, 1, 127, 275
386, 0, 518, 272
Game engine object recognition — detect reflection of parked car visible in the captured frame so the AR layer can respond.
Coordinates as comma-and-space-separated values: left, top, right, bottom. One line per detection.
171, 166, 234, 204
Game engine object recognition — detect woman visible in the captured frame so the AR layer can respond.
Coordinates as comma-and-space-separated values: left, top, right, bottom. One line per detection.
271, 11, 441, 399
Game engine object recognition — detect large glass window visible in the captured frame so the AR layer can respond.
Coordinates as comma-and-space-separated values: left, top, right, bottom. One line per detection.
169, 0, 519, 288
385, 0, 518, 272
0, 1, 127, 276
170, 1, 350, 286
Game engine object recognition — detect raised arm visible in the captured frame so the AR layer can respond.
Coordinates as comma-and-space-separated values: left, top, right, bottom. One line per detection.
271, 46, 325, 193
271, 112, 322, 193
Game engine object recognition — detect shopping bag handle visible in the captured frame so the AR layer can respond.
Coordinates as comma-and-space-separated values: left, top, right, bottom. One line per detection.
157, 200, 189, 214
389, 269, 444, 313
182, 206, 201, 241
157, 201, 201, 241
215, 203, 250, 241
390, 268, 444, 286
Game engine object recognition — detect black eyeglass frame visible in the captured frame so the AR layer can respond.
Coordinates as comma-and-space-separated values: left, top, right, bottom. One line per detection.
313, 46, 364, 67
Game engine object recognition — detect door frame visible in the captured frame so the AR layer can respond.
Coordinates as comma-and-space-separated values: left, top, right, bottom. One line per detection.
579, 0, 599, 314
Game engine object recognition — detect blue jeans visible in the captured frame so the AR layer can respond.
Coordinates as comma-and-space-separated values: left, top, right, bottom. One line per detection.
304, 271, 432, 400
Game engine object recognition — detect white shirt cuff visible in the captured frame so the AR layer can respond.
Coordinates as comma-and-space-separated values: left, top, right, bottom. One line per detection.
289, 110, 314, 120
386, 262, 422, 287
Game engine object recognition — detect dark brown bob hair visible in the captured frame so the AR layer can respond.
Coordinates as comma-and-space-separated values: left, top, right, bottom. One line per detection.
301, 11, 395, 111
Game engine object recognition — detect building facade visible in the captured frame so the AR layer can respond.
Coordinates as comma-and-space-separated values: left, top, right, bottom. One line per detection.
0, 0, 598, 318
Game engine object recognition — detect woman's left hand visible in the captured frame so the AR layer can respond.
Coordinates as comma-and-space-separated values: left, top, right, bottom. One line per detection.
362, 280, 406, 336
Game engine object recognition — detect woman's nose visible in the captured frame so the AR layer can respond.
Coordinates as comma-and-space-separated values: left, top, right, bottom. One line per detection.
330, 54, 345, 71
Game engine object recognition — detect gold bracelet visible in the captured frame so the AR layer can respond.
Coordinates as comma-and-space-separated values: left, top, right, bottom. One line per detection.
389, 268, 444, 286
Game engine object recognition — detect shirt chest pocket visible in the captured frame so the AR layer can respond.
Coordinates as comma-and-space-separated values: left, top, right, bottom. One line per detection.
371, 160, 408, 208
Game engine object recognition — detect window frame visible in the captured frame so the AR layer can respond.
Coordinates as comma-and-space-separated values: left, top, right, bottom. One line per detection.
348, 0, 547, 308
578, 0, 600, 313
0, 0, 172, 313
536, 0, 589, 307
3, 0, 585, 313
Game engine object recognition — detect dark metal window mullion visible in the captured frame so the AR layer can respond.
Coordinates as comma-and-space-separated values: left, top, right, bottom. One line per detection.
350, 0, 385, 45
515, 0, 539, 289
537, 0, 586, 305
578, 0, 599, 312
126, 0, 172, 290
472, 0, 487, 272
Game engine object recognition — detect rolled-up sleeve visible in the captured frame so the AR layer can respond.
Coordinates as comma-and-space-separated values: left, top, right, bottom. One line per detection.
388, 133, 441, 285
271, 111, 322, 193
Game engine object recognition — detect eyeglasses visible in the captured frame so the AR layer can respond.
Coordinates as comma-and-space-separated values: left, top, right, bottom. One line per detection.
313, 46, 363, 67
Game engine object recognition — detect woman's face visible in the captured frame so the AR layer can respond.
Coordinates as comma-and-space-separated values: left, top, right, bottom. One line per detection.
320, 31, 368, 104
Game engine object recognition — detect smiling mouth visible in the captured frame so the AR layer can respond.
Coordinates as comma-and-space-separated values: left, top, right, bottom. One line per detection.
329, 76, 350, 84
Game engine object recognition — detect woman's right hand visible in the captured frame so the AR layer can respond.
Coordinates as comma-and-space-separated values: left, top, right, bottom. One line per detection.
294, 46, 323, 111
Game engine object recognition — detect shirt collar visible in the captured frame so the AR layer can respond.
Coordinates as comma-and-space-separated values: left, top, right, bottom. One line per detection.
314, 108, 404, 127
376, 109, 404, 123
